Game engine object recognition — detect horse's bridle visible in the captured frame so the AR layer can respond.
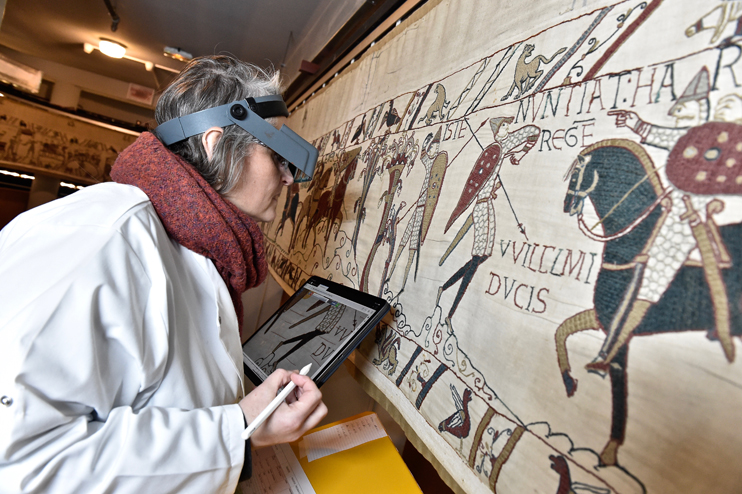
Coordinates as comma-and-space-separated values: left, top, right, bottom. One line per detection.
577, 187, 672, 242
566, 150, 671, 242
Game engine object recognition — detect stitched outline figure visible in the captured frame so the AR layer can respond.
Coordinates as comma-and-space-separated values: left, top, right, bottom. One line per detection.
360, 133, 418, 293
557, 136, 742, 467
438, 384, 473, 444
419, 83, 450, 125
501, 44, 567, 101
352, 136, 389, 252
387, 127, 448, 294
589, 67, 740, 371
372, 325, 401, 376
437, 117, 540, 331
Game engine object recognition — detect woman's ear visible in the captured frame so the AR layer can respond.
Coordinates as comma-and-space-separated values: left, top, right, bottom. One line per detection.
201, 126, 224, 161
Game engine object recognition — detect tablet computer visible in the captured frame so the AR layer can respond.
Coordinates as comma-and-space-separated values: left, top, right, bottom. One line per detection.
242, 276, 390, 388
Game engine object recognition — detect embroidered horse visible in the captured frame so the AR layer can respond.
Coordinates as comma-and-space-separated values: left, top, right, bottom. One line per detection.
556, 139, 742, 466
290, 161, 331, 250
324, 149, 359, 244
291, 149, 359, 250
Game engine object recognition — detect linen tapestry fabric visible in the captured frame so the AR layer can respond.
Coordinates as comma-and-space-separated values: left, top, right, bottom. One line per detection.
264, 1, 742, 492
0, 97, 135, 183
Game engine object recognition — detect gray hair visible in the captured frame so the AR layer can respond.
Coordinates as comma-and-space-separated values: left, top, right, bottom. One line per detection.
155, 55, 282, 194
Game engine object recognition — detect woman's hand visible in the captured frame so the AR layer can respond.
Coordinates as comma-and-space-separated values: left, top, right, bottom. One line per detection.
239, 369, 327, 448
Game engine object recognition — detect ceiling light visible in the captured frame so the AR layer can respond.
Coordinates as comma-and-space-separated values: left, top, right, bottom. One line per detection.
83, 40, 170, 75
99, 39, 126, 58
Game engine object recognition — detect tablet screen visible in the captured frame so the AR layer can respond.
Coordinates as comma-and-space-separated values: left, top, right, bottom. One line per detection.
242, 277, 389, 387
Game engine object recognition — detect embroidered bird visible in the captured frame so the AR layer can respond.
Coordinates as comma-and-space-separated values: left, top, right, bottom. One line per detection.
383, 100, 401, 129
438, 384, 472, 438
351, 114, 366, 143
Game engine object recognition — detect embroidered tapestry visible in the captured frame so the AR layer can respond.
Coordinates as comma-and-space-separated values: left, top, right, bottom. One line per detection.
0, 97, 136, 183
263, 1, 742, 492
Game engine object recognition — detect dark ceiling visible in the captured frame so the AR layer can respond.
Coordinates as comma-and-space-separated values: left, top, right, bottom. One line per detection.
0, 0, 326, 90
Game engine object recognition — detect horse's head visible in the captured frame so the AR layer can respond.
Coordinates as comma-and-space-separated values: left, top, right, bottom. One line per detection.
563, 153, 598, 216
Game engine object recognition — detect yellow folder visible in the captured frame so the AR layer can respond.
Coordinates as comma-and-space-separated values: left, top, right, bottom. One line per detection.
288, 411, 422, 494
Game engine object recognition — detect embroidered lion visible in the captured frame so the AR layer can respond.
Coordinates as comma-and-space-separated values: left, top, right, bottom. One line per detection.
372, 326, 400, 376
419, 83, 450, 126
501, 44, 566, 101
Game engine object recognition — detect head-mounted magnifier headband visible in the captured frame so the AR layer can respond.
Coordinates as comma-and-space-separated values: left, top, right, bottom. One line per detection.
153, 95, 317, 182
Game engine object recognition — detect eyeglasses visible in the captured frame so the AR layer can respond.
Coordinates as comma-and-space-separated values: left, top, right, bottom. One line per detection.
259, 142, 310, 182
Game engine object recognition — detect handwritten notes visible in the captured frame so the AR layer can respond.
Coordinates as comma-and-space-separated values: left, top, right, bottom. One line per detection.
240, 443, 315, 494
301, 414, 387, 462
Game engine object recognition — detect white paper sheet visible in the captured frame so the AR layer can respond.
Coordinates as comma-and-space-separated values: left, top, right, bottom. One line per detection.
239, 443, 316, 494
301, 413, 388, 462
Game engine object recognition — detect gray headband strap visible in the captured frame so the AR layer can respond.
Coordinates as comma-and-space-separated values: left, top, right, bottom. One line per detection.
153, 94, 316, 181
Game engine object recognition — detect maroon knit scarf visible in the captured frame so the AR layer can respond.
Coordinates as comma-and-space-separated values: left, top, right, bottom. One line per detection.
110, 132, 267, 334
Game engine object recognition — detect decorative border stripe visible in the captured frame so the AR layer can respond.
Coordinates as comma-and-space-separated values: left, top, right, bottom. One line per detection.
416, 363, 448, 409
583, 0, 664, 80
468, 407, 496, 468
490, 425, 525, 492
532, 6, 614, 94
396, 345, 423, 387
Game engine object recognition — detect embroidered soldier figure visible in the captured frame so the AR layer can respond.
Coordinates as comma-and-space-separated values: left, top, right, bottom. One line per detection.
388, 127, 448, 293
436, 116, 539, 330
595, 67, 741, 369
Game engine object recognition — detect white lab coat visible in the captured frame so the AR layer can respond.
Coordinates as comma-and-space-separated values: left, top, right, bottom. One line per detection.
0, 183, 248, 493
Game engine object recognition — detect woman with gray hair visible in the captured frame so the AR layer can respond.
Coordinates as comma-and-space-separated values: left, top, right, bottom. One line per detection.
0, 55, 325, 493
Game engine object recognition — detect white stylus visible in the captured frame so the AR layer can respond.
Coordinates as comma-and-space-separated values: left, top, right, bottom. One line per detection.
241, 363, 313, 441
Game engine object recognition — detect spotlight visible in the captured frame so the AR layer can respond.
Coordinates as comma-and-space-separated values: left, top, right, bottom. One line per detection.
98, 39, 126, 58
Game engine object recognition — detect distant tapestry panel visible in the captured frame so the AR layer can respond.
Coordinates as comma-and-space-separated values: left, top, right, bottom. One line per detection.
264, 1, 742, 492
0, 97, 136, 183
